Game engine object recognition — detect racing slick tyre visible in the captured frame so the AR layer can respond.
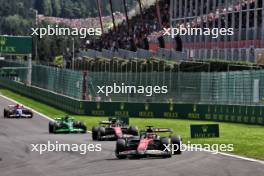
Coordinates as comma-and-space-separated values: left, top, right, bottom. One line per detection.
3, 109, 7, 118
128, 126, 138, 136
97, 127, 105, 141
92, 127, 99, 140
4, 110, 10, 118
52, 123, 59, 133
49, 121, 54, 133
160, 137, 172, 158
171, 136, 182, 155
115, 138, 127, 159
73, 121, 79, 127
28, 112, 33, 118
79, 122, 87, 133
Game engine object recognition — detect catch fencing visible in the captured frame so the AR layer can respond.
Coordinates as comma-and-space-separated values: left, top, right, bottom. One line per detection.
0, 60, 83, 99
1, 60, 264, 105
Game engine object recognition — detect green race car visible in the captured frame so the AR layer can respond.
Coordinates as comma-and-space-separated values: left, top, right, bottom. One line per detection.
49, 116, 87, 134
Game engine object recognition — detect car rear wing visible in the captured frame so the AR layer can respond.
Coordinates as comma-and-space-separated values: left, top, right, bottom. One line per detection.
140, 127, 173, 134
54, 117, 74, 121
99, 121, 112, 125
153, 128, 173, 133
8, 105, 15, 109
108, 117, 129, 125
99, 121, 129, 128
54, 117, 62, 120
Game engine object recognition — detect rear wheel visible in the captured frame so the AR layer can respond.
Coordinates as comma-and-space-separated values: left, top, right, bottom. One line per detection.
171, 136, 182, 155
92, 127, 99, 140
115, 139, 127, 159
79, 122, 86, 133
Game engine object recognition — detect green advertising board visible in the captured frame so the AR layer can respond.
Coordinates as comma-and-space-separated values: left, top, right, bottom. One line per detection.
190, 124, 220, 138
0, 35, 32, 55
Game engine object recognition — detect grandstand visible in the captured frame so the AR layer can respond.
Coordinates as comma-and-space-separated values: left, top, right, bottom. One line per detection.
170, 0, 264, 62
87, 0, 264, 63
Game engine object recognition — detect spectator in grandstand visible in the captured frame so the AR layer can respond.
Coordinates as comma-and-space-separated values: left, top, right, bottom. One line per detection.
95, 96, 102, 102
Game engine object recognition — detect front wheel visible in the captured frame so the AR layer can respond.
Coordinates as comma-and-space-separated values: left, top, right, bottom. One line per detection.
28, 112, 33, 118
79, 122, 87, 133
92, 127, 99, 140
49, 121, 54, 133
115, 139, 127, 159
3, 109, 7, 118
160, 137, 172, 158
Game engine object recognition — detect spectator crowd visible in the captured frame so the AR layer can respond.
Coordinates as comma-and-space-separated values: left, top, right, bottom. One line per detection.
38, 12, 125, 32
87, 0, 170, 51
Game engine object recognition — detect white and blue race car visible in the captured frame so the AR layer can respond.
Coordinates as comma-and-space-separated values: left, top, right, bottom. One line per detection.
3, 104, 33, 118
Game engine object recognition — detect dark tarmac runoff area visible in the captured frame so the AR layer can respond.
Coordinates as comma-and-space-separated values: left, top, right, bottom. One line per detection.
0, 96, 264, 176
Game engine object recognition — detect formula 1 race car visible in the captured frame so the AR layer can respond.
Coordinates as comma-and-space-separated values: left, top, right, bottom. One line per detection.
49, 116, 87, 134
3, 104, 33, 118
92, 117, 138, 141
115, 126, 182, 159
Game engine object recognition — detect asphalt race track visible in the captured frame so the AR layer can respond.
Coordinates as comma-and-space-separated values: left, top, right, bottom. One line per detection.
0, 97, 264, 176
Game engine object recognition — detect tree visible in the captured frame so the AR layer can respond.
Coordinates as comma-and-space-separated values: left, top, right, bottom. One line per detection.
61, 0, 74, 18
2, 15, 31, 35
37, 0, 53, 16
52, 0, 62, 16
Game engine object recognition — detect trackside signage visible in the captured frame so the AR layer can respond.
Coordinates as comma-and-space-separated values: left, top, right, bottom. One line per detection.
190, 124, 219, 138
0, 35, 32, 55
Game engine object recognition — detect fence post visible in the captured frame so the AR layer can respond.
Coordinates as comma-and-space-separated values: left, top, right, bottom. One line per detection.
82, 71, 87, 100
27, 54, 32, 85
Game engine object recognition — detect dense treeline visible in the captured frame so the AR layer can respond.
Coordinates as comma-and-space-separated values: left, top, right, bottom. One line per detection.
35, 0, 136, 18
0, 0, 135, 62
0, 0, 135, 19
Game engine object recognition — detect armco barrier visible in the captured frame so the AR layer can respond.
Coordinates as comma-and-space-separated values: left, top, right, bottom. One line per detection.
0, 79, 263, 125
0, 79, 83, 114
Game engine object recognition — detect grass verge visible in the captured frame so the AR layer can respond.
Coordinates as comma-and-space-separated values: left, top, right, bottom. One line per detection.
0, 88, 264, 160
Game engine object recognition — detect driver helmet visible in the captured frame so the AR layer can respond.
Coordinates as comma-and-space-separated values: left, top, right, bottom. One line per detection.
65, 115, 69, 121
146, 127, 153, 133
111, 118, 117, 126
